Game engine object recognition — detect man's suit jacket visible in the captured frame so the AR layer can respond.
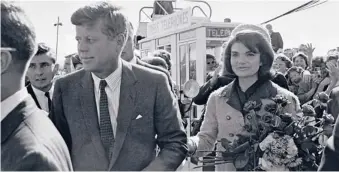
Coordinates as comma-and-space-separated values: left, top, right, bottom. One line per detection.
26, 84, 41, 109
1, 96, 73, 171
49, 61, 187, 171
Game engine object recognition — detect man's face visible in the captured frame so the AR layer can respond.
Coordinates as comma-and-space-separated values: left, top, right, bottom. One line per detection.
27, 54, 55, 90
75, 20, 121, 73
121, 37, 134, 62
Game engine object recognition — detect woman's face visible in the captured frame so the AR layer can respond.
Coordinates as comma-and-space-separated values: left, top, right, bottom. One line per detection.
289, 71, 303, 84
230, 42, 261, 78
294, 56, 307, 69
273, 58, 288, 74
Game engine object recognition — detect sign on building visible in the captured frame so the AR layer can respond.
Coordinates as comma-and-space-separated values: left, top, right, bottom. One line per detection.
147, 7, 192, 38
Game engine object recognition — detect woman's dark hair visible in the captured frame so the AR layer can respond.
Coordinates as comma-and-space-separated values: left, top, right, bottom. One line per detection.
276, 54, 293, 68
222, 30, 275, 79
292, 52, 309, 69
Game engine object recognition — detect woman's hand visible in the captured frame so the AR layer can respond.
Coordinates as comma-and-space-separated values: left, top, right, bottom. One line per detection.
327, 61, 339, 84
303, 71, 312, 83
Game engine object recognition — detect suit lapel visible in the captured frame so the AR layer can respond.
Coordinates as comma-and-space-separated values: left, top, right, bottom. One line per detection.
1, 96, 36, 143
79, 72, 107, 161
108, 61, 138, 170
26, 84, 41, 109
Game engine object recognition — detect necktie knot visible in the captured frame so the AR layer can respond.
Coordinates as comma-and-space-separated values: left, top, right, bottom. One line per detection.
44, 92, 50, 98
99, 80, 107, 90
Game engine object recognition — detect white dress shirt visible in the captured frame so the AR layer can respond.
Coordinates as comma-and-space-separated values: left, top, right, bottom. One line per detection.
1, 88, 29, 122
31, 85, 54, 112
130, 55, 137, 64
92, 59, 122, 136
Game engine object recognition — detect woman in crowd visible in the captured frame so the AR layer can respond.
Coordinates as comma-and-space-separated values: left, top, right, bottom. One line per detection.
273, 53, 293, 76
187, 25, 300, 171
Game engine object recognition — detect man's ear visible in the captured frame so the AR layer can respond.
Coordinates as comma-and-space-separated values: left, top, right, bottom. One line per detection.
116, 33, 126, 48
1, 51, 13, 74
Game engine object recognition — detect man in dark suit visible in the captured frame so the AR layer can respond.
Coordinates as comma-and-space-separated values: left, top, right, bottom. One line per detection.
1, 2, 73, 171
50, 2, 187, 171
26, 43, 59, 112
266, 24, 283, 53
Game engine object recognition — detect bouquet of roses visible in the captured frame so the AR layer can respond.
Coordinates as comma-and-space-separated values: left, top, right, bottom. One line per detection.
195, 92, 335, 171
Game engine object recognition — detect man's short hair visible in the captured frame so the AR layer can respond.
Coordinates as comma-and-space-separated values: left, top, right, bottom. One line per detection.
35, 43, 56, 64
152, 50, 171, 71
1, 1, 36, 69
142, 56, 168, 70
71, 2, 128, 42
65, 53, 82, 68
127, 22, 134, 41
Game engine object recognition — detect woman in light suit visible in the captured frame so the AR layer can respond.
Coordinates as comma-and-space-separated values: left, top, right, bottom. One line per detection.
187, 24, 301, 171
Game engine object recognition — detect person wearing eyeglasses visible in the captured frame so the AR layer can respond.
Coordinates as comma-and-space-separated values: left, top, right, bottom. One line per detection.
1, 2, 72, 171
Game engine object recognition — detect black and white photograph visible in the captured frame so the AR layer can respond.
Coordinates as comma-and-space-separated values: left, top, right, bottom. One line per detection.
1, 0, 339, 171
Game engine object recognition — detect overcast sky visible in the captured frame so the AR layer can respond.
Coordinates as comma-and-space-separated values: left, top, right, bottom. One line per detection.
14, 0, 339, 64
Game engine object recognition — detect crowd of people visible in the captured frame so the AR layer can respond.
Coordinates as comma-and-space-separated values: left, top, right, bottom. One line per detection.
1, 1, 339, 171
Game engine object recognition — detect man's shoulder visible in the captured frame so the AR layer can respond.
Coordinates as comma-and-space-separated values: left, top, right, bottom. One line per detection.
22, 109, 66, 146
3, 109, 67, 158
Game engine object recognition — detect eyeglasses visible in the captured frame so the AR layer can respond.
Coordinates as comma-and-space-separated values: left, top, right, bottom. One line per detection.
207, 61, 216, 65
0, 47, 16, 52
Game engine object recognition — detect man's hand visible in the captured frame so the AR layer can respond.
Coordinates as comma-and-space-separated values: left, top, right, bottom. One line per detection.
187, 138, 197, 157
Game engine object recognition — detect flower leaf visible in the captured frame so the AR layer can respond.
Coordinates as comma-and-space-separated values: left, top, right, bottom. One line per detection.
234, 153, 249, 169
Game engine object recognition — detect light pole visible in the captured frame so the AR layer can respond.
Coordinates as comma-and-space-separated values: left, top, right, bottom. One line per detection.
54, 16, 62, 61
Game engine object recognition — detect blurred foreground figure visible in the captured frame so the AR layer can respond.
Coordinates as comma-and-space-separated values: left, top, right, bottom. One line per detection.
1, 2, 73, 171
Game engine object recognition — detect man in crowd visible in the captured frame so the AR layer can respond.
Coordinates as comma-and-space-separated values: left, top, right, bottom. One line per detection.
64, 53, 83, 74
50, 2, 187, 171
266, 24, 284, 53
153, 49, 172, 73
26, 43, 59, 112
1, 2, 72, 171
121, 22, 174, 92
